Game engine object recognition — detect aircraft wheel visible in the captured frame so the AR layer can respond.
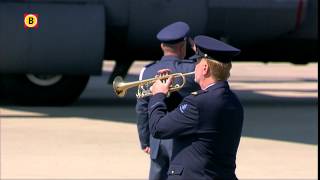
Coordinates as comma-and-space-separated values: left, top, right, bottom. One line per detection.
0, 74, 89, 106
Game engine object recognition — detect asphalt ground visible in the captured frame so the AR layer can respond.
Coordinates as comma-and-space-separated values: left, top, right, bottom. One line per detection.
0, 61, 318, 179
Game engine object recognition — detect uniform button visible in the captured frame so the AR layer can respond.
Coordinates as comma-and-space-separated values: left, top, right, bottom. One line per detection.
171, 170, 175, 174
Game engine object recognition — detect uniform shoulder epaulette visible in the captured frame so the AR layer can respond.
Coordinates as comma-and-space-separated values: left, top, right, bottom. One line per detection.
191, 90, 207, 96
145, 61, 158, 68
177, 59, 196, 64
191, 91, 198, 96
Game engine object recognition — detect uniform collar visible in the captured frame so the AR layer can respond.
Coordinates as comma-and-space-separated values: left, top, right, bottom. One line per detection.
194, 81, 229, 95
204, 83, 215, 90
160, 55, 180, 61
206, 81, 229, 91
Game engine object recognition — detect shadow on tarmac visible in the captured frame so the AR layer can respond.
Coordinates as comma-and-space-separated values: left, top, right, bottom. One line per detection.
0, 74, 318, 145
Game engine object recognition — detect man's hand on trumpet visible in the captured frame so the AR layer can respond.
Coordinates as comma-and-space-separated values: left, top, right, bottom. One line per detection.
150, 69, 174, 96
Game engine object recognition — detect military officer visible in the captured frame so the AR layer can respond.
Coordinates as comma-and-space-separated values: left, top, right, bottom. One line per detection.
135, 21, 200, 180
148, 35, 244, 180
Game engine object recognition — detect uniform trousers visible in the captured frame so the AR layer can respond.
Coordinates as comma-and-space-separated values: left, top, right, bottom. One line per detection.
149, 139, 172, 180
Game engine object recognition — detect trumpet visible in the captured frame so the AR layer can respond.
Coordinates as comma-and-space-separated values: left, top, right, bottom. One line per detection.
113, 72, 195, 98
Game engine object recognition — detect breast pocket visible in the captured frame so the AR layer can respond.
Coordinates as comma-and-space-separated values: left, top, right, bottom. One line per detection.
167, 165, 184, 176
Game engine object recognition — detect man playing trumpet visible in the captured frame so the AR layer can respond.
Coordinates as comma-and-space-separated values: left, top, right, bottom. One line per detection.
135, 21, 200, 180
148, 35, 244, 179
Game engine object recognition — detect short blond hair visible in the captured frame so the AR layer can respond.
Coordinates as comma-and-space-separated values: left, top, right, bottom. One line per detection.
205, 58, 232, 81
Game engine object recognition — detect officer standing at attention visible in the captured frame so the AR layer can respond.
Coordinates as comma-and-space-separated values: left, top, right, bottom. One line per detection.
148, 35, 244, 180
135, 21, 200, 180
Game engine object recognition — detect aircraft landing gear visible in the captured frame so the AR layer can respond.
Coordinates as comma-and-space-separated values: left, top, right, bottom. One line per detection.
108, 60, 133, 84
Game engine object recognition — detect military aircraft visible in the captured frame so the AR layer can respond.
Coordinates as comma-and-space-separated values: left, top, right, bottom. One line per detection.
0, 0, 317, 105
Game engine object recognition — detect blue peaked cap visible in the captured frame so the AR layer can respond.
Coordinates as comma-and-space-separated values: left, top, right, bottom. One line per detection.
190, 35, 240, 63
156, 21, 190, 44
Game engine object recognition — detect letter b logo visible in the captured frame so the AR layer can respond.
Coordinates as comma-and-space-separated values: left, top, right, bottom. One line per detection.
24, 14, 38, 29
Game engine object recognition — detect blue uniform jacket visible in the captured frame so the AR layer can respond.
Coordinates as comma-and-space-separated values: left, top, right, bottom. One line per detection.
148, 81, 244, 179
135, 55, 200, 159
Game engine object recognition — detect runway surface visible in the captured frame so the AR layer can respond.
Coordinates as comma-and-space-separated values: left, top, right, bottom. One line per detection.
0, 61, 318, 179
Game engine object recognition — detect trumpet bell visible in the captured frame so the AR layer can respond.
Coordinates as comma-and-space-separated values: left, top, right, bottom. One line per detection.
113, 76, 127, 97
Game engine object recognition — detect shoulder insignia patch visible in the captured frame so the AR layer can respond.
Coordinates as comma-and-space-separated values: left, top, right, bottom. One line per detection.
179, 104, 188, 113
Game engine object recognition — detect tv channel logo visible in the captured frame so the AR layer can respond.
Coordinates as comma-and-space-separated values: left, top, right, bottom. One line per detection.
24, 14, 39, 29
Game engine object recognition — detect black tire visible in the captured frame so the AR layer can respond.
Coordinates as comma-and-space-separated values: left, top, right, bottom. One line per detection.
0, 74, 89, 106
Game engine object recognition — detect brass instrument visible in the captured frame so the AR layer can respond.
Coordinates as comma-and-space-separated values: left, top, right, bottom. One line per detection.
113, 72, 195, 98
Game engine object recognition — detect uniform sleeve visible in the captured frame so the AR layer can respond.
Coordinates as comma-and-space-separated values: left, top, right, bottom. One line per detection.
135, 67, 150, 149
148, 93, 199, 139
